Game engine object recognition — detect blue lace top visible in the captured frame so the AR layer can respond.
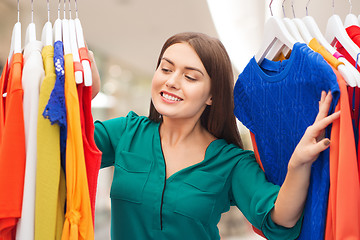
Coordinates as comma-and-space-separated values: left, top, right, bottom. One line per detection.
234, 43, 340, 240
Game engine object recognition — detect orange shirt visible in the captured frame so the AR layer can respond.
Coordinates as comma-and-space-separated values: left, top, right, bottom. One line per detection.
0, 53, 26, 240
61, 54, 94, 240
325, 67, 360, 239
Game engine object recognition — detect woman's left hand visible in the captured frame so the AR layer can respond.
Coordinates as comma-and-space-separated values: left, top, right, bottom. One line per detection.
289, 91, 340, 169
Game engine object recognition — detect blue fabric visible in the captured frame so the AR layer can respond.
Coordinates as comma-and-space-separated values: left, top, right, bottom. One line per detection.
43, 40, 67, 173
234, 43, 340, 240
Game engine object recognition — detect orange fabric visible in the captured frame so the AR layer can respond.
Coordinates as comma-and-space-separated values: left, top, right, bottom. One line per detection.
0, 53, 26, 240
61, 54, 94, 240
325, 67, 360, 239
309, 38, 344, 69
250, 132, 264, 171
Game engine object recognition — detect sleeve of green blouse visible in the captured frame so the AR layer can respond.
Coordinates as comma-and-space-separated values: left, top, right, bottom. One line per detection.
94, 116, 128, 168
230, 152, 303, 240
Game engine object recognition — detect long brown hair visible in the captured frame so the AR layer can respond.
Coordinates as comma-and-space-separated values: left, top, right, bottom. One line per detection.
149, 32, 243, 149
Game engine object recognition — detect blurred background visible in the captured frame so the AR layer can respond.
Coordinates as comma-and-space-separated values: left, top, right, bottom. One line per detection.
1, 0, 359, 239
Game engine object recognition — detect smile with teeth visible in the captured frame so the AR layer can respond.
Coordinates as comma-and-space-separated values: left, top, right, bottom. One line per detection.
161, 92, 182, 102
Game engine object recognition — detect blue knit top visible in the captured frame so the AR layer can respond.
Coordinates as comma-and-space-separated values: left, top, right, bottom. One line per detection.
234, 43, 340, 240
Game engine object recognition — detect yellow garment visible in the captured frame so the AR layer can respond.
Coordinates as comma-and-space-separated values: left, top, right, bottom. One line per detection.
35, 45, 66, 240
61, 54, 94, 240
274, 51, 287, 61
56, 169, 66, 240
309, 38, 344, 69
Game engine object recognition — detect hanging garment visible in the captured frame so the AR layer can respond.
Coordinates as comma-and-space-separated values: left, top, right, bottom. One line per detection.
77, 47, 102, 225
325, 67, 360, 240
233, 43, 340, 240
0, 53, 25, 240
334, 25, 360, 175
61, 53, 93, 240
335, 26, 360, 146
43, 40, 67, 174
16, 40, 44, 240
309, 38, 345, 69
34, 44, 65, 240
94, 111, 302, 240
77, 81, 102, 226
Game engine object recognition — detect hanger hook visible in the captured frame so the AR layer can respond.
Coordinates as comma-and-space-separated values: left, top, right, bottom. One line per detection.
332, 0, 335, 15
69, 0, 72, 19
305, 0, 311, 16
348, 0, 352, 13
75, 0, 78, 19
17, 0, 20, 22
58, 0, 61, 19
269, 0, 274, 16
64, 0, 66, 19
47, 0, 50, 22
282, 0, 286, 17
31, 0, 34, 23
291, 0, 296, 18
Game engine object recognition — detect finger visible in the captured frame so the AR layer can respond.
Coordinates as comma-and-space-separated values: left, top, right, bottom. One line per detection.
312, 138, 331, 154
310, 110, 340, 137
315, 91, 333, 123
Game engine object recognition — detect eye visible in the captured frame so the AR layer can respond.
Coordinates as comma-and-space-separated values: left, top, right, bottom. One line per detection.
161, 68, 172, 73
185, 75, 196, 81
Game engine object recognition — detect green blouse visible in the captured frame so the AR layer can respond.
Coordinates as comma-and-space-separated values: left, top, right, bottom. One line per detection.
94, 111, 302, 240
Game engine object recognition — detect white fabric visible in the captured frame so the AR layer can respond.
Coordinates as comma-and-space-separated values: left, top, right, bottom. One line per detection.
16, 40, 44, 240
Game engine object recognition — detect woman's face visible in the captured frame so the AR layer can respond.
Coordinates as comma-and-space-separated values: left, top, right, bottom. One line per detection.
151, 42, 212, 122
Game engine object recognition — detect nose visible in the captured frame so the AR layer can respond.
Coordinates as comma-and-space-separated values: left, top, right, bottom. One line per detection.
165, 72, 181, 89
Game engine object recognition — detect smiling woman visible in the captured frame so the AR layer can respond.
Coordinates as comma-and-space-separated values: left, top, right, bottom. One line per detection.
149, 32, 243, 149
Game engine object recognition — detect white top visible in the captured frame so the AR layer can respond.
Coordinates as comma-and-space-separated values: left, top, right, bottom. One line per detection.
16, 40, 45, 240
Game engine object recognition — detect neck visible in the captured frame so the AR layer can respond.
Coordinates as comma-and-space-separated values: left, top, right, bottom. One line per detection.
160, 116, 205, 147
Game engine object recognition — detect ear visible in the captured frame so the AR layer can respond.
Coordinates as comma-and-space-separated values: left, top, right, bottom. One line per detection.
205, 96, 212, 106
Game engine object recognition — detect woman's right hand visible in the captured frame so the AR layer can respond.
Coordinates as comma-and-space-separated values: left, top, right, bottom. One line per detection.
88, 50, 101, 99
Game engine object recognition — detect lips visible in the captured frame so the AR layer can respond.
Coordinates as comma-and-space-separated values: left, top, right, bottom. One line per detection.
161, 91, 183, 102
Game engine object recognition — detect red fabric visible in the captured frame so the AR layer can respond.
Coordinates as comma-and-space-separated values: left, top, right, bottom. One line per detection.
73, 61, 84, 74
77, 75, 102, 226
0, 53, 26, 240
78, 48, 90, 64
325, 67, 360, 239
335, 24, 360, 185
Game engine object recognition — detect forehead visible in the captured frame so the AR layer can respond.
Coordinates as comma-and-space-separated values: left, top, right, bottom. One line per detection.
162, 43, 204, 68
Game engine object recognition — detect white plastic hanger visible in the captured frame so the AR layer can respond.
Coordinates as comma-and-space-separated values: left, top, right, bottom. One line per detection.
25, 0, 36, 45
53, 0, 62, 43
344, 0, 359, 28
303, 0, 358, 87
325, 14, 360, 62
68, 0, 83, 84
62, 0, 71, 55
255, 0, 296, 64
8, 0, 21, 65
74, 0, 92, 86
290, 0, 312, 44
282, 0, 305, 43
41, 0, 53, 46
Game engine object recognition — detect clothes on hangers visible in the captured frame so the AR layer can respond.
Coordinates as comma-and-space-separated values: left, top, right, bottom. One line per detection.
16, 40, 44, 240
334, 25, 360, 175
234, 43, 340, 240
34, 44, 65, 240
76, 47, 102, 225
325, 66, 360, 240
0, 53, 25, 240
61, 53, 93, 240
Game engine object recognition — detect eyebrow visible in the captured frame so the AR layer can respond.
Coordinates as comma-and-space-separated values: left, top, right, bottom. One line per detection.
162, 57, 204, 76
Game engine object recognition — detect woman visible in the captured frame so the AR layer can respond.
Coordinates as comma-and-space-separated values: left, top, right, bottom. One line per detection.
91, 32, 339, 239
